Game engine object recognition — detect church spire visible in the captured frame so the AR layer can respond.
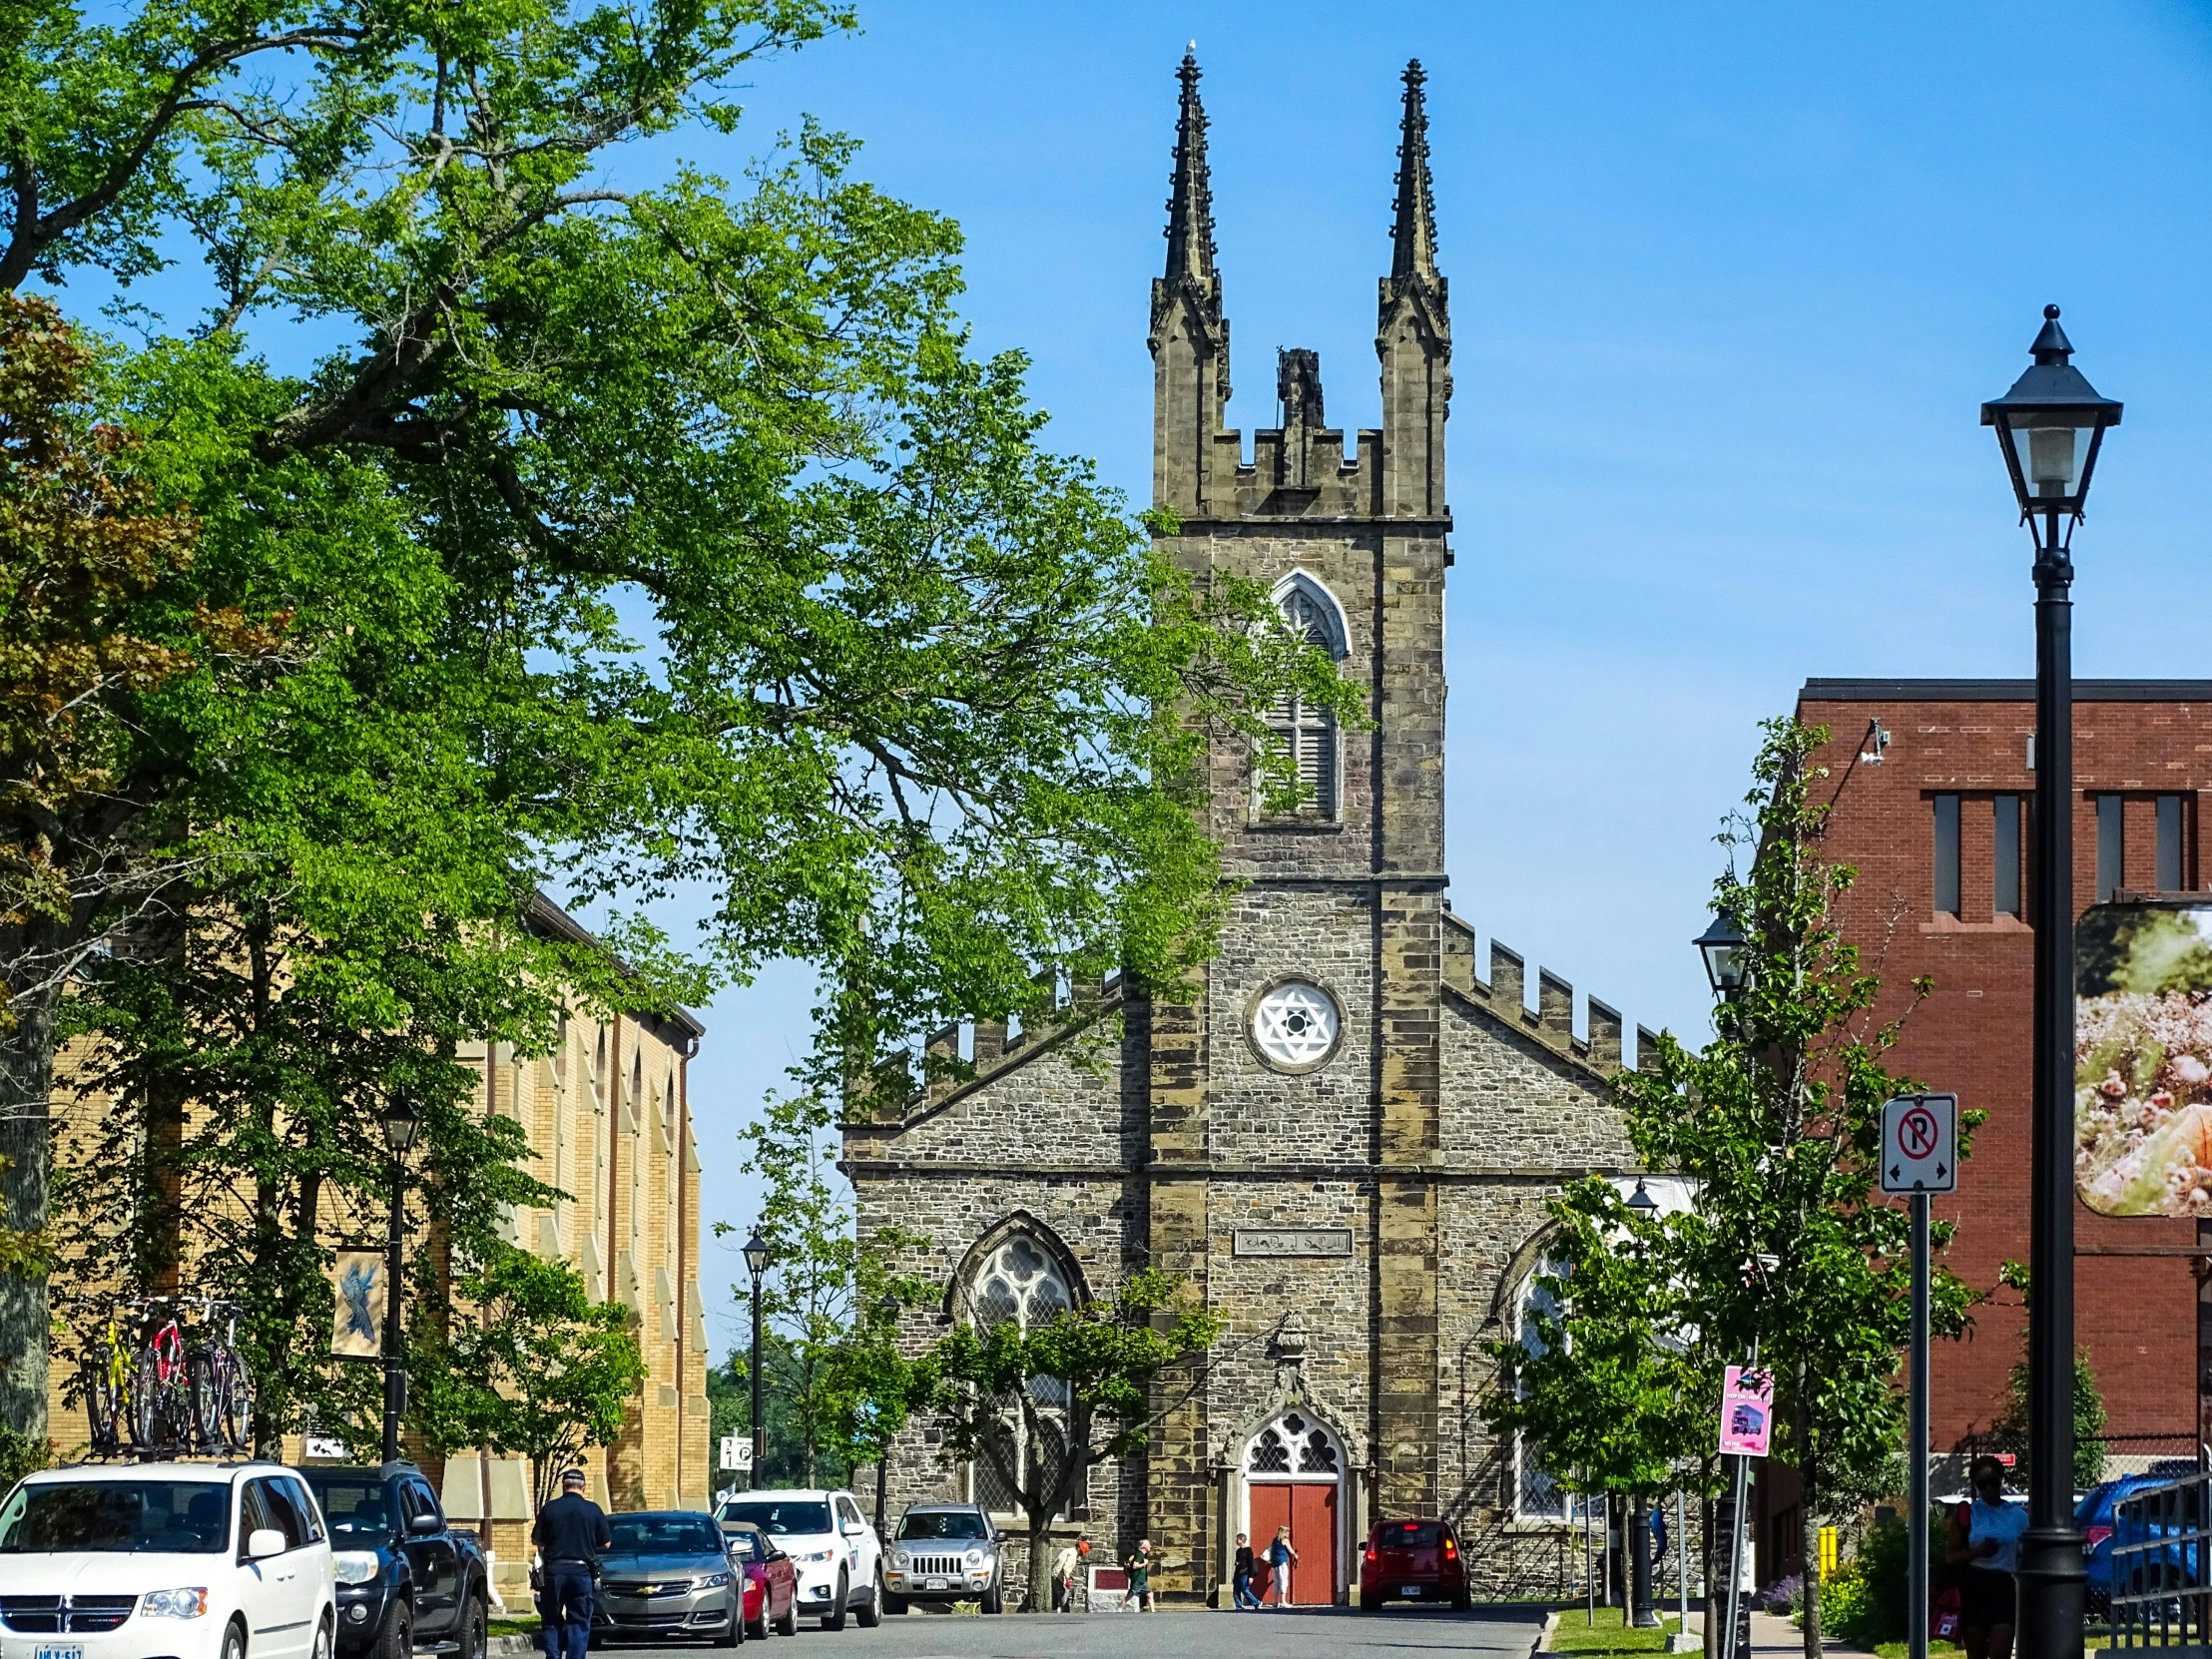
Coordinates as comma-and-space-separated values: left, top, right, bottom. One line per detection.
1163, 47, 1216, 283
1389, 59, 1438, 281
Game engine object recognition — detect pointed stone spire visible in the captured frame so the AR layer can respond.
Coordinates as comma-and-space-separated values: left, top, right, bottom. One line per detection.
1389, 59, 1438, 281
1163, 47, 1216, 284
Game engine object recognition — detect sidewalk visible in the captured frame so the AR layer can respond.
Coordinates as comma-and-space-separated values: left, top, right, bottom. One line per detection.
1746, 1610, 1878, 1655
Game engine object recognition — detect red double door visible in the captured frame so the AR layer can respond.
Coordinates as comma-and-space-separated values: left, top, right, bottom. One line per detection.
1248, 1482, 1337, 1606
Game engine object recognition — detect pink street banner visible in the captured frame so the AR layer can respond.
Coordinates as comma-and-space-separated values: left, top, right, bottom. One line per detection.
1718, 1365, 1774, 1457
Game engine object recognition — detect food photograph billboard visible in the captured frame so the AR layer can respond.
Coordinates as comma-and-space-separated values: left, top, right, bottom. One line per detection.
2078, 898, 2212, 1216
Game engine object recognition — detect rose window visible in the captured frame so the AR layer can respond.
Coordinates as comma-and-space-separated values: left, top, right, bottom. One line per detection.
1251, 981, 1341, 1069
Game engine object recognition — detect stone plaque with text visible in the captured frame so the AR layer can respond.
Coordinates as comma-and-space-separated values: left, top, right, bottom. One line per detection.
1232, 1227, 1354, 1259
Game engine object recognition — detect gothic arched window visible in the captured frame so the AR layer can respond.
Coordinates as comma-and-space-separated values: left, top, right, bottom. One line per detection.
1262, 577, 1348, 822
1512, 1260, 1570, 1521
1242, 1410, 1342, 1480
964, 1232, 1075, 1516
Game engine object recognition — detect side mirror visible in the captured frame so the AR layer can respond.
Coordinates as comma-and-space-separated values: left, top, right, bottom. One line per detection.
841, 1520, 864, 1537
993, 1531, 1007, 1544
247, 1527, 286, 1560
410, 1513, 443, 1535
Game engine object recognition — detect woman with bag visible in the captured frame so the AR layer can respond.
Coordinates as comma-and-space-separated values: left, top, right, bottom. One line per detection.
1267, 1526, 1299, 1610
1948, 1455, 2025, 1659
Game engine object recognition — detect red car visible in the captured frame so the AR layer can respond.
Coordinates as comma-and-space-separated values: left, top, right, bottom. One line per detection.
722, 1521, 800, 1638
1362, 1517, 1469, 1611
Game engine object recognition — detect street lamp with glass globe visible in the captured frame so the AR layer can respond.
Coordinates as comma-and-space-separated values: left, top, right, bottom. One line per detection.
1982, 305, 2121, 1659
1694, 909, 1751, 1002
744, 1229, 771, 1488
378, 1091, 422, 1462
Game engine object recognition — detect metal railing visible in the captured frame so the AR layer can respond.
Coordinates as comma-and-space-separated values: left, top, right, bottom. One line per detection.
2112, 1468, 2212, 1650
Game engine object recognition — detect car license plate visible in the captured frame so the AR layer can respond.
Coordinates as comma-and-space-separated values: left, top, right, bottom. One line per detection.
37, 1646, 86, 1659
1400, 1585, 1422, 1596
923, 1577, 948, 1590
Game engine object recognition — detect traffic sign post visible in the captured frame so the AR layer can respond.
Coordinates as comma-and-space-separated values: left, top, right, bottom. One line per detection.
1883, 1092, 1957, 1659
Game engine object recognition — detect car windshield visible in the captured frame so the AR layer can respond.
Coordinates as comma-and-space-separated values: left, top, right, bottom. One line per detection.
717, 1500, 832, 1536
0, 1480, 231, 1554
897, 1511, 988, 1540
303, 1475, 391, 1539
1379, 1520, 1444, 1548
610, 1515, 724, 1554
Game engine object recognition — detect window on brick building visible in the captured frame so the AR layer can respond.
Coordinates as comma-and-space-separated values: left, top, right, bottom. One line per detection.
2158, 795, 2186, 891
1510, 1260, 1570, 1522
1933, 795, 1960, 916
2097, 795, 2124, 902
1994, 796, 2021, 917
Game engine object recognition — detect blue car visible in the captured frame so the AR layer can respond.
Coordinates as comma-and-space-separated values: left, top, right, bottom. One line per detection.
2076, 1469, 2201, 1617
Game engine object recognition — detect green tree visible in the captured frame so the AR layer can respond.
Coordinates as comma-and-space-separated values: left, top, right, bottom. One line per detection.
4, 0, 1359, 1443
1482, 1178, 1715, 1542
734, 1089, 927, 1486
1618, 718, 1977, 1657
412, 1245, 649, 1510
916, 1267, 1220, 1614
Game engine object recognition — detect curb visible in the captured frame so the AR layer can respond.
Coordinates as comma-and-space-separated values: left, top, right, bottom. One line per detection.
1534, 1608, 1559, 1653
488, 1637, 540, 1657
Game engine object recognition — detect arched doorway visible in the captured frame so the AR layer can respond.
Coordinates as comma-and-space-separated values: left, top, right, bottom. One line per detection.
1242, 1410, 1344, 1606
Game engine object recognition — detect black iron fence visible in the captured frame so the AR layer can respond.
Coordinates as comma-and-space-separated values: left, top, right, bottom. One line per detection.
2111, 1468, 2212, 1650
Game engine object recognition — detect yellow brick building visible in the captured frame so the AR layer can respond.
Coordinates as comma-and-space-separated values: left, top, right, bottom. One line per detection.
41, 893, 711, 1607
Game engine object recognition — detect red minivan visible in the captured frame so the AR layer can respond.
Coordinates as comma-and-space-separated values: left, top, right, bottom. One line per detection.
1361, 1517, 1469, 1611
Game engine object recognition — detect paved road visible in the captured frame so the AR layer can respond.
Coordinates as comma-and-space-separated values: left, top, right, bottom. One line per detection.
568, 1604, 1548, 1659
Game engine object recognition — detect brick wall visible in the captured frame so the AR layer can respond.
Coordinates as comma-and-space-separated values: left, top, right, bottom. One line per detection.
1800, 682, 2212, 1449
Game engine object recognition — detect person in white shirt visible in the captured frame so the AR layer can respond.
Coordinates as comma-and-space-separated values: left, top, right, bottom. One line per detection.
1050, 1539, 1079, 1612
1948, 1455, 2025, 1659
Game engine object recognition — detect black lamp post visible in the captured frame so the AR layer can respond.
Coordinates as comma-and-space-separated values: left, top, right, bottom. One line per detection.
871, 1291, 900, 1538
1620, 1174, 1661, 1627
744, 1229, 770, 1489
1693, 909, 1751, 1002
1981, 304, 2122, 1659
378, 1090, 422, 1464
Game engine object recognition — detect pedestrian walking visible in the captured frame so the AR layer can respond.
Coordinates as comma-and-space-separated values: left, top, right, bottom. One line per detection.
1267, 1525, 1299, 1609
1051, 1536, 1079, 1612
1125, 1538, 1155, 1612
1949, 1454, 2024, 1659
531, 1468, 611, 1659
1232, 1531, 1262, 1610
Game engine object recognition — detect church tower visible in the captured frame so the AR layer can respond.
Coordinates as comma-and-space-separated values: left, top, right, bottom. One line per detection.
1145, 54, 1455, 1545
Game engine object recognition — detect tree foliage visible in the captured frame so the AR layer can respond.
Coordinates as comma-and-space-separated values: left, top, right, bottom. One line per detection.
3, 0, 1359, 1446
412, 1245, 649, 1511
1494, 719, 1977, 1658
917, 1267, 1220, 1613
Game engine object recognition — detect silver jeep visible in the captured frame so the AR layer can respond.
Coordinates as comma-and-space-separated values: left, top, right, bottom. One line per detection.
881, 1502, 1005, 1613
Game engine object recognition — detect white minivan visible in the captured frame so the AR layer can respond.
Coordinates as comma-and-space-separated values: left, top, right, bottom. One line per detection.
0, 1461, 336, 1659
712, 1489, 881, 1630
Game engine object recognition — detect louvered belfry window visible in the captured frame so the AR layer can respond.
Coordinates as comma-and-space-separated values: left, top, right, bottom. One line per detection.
1267, 587, 1341, 820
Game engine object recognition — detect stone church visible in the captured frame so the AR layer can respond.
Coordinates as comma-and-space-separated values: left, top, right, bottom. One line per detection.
846, 56, 1650, 1606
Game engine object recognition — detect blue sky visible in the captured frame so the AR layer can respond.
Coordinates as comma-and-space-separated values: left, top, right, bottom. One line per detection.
661, 0, 2212, 1355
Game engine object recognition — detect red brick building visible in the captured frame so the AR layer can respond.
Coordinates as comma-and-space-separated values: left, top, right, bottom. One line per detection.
1797, 678, 2211, 1461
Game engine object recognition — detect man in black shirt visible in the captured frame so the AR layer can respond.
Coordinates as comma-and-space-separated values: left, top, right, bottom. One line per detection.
532, 1468, 612, 1659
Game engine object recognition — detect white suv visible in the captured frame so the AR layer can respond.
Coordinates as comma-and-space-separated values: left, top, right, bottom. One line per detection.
0, 1460, 336, 1659
711, 1489, 881, 1630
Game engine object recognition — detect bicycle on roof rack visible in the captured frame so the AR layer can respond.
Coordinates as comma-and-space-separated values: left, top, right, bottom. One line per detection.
71, 1293, 255, 1459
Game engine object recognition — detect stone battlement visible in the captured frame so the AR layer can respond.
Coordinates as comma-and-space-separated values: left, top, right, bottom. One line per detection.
1440, 906, 1657, 1079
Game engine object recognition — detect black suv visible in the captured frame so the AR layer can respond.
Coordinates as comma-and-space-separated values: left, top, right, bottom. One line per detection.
303, 1460, 490, 1659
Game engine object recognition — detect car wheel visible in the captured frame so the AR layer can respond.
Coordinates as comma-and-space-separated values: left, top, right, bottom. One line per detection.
855, 1572, 881, 1629
980, 1579, 1002, 1616
882, 1591, 907, 1617
312, 1616, 334, 1659
1451, 1589, 1470, 1612
373, 1599, 411, 1659
824, 1573, 848, 1631
455, 1587, 486, 1659
223, 1619, 249, 1659
775, 1592, 798, 1638
716, 1603, 742, 1648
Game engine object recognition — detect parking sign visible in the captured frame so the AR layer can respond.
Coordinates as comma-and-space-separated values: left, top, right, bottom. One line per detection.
1881, 1093, 1957, 1194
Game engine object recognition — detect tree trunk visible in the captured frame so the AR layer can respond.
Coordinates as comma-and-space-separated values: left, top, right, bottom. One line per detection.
1702, 1493, 1718, 1659
1026, 1513, 1050, 1613
0, 978, 60, 1441
1795, 1388, 1820, 1659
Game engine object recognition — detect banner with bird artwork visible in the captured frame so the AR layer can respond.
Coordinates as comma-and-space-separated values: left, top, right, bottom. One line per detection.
2077, 898, 2212, 1216
330, 1250, 385, 1359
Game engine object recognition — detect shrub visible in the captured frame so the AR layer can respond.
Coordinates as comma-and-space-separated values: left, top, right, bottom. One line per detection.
1760, 1573, 1804, 1614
